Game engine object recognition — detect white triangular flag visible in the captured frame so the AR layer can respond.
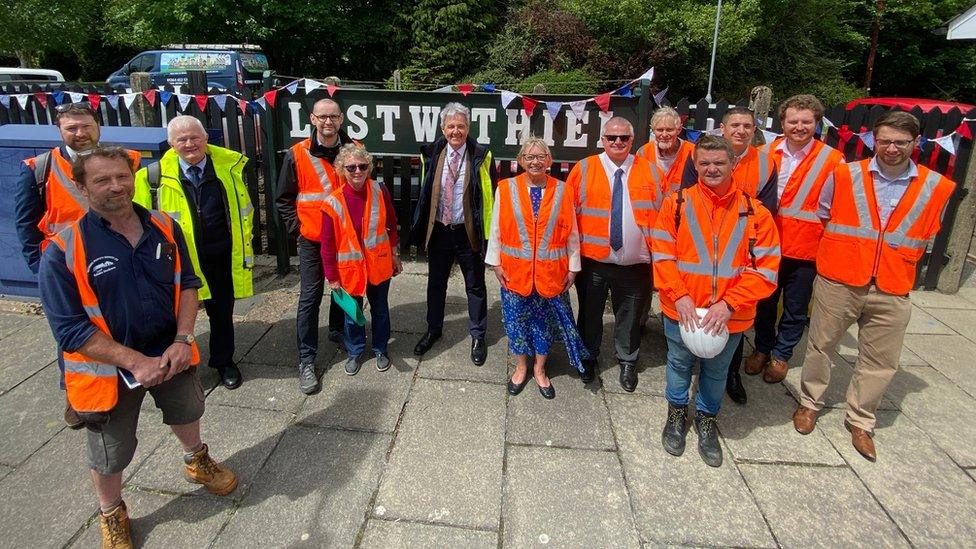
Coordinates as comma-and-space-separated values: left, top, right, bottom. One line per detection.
500, 90, 518, 109
177, 94, 192, 111
934, 134, 956, 156
0, 96, 8, 109
68, 92, 84, 104
821, 117, 836, 129
761, 129, 781, 143
859, 130, 874, 150
106, 95, 120, 109
214, 94, 230, 112
121, 93, 138, 110
285, 80, 300, 95
636, 67, 654, 83
569, 100, 587, 118
305, 79, 323, 92
13, 94, 29, 109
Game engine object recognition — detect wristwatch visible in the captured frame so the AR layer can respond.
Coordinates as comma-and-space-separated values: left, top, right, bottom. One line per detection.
174, 334, 195, 345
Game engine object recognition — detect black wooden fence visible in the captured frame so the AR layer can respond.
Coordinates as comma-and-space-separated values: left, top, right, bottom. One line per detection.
2, 80, 972, 289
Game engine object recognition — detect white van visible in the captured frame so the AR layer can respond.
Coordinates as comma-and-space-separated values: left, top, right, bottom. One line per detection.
0, 68, 65, 83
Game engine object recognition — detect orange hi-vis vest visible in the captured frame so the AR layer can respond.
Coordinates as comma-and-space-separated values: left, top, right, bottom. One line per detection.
651, 183, 781, 333
817, 160, 955, 296
321, 179, 394, 297
292, 138, 340, 241
567, 154, 663, 261
24, 147, 141, 249
637, 139, 694, 195
50, 210, 200, 414
497, 174, 575, 298
761, 138, 844, 260
732, 146, 777, 198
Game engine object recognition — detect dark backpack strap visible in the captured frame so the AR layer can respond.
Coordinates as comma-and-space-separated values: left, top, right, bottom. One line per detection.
147, 162, 162, 210
674, 188, 684, 230
740, 194, 758, 269
33, 151, 52, 202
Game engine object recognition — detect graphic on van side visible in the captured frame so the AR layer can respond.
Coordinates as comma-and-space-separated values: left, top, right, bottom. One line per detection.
160, 53, 232, 73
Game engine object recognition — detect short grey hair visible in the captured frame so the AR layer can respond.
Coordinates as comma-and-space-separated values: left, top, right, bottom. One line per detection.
440, 102, 470, 126
650, 107, 681, 128
517, 136, 551, 158
334, 143, 373, 172
167, 115, 206, 141
602, 117, 634, 136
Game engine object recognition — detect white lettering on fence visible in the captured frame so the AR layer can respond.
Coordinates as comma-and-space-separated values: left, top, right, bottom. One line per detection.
408, 106, 440, 142
564, 110, 589, 147
375, 105, 401, 142
504, 109, 531, 146
471, 108, 496, 144
288, 102, 310, 138
346, 105, 369, 140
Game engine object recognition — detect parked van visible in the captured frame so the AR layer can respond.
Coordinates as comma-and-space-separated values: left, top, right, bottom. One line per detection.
0, 68, 65, 83
106, 44, 269, 96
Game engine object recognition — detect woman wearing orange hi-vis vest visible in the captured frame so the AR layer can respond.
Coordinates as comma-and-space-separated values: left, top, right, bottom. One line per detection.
793, 111, 956, 462
653, 136, 780, 467
320, 145, 402, 378
486, 138, 588, 400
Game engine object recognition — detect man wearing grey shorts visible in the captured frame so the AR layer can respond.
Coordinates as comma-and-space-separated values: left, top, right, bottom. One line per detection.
39, 146, 238, 549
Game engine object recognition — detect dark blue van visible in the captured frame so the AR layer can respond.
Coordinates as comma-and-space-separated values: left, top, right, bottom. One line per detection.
106, 44, 270, 96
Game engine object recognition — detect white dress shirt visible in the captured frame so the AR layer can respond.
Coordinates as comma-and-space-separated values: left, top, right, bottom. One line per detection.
485, 184, 581, 272
598, 153, 651, 266
776, 138, 816, 205
817, 157, 919, 227
438, 143, 467, 224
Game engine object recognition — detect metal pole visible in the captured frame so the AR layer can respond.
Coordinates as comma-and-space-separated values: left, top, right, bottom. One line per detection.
705, 0, 723, 103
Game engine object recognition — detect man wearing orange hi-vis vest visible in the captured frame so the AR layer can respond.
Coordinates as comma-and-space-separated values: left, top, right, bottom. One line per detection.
38, 148, 237, 549
636, 106, 694, 196
744, 95, 845, 384
793, 111, 956, 462
653, 135, 780, 467
568, 117, 664, 392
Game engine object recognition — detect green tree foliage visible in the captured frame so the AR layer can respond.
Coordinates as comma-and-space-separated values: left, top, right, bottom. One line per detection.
0, 0, 99, 68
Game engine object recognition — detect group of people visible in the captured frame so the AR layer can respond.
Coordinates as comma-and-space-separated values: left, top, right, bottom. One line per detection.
13, 92, 955, 547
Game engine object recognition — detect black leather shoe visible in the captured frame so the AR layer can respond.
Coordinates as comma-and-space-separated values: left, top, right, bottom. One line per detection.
694, 410, 723, 467
619, 362, 637, 392
726, 370, 747, 405
217, 364, 242, 390
538, 382, 555, 400
413, 331, 441, 356
662, 402, 688, 456
580, 359, 596, 383
507, 376, 528, 396
471, 336, 487, 366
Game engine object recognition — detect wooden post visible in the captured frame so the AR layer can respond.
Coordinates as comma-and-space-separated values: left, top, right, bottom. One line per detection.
749, 85, 773, 145
937, 151, 976, 293
261, 74, 291, 276
634, 78, 652, 150
533, 84, 546, 94
186, 70, 209, 127
130, 72, 152, 127
393, 70, 401, 91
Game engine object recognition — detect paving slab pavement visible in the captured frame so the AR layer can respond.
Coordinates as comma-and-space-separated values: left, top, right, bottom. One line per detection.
360, 519, 497, 548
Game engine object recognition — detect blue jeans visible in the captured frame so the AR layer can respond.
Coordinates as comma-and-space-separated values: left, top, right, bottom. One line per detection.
344, 279, 391, 358
663, 317, 743, 415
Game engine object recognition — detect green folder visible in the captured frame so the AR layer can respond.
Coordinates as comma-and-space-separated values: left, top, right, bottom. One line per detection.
332, 288, 366, 326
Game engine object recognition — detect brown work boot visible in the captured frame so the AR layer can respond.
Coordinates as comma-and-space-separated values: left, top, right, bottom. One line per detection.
98, 500, 133, 549
184, 443, 238, 496
64, 398, 84, 430
763, 357, 789, 383
846, 421, 877, 462
793, 405, 818, 434
743, 351, 769, 375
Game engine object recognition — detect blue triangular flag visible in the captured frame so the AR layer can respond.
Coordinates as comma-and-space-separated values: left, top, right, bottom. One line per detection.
686, 129, 702, 143
159, 90, 173, 105
919, 136, 928, 148
285, 80, 300, 95
545, 101, 562, 120
52, 91, 65, 105
859, 131, 875, 150
249, 100, 261, 112
653, 86, 669, 107
0, 95, 8, 109
619, 86, 633, 98
482, 83, 495, 93
106, 95, 120, 109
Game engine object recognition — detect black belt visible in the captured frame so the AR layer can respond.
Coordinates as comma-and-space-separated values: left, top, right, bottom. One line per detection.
436, 221, 465, 230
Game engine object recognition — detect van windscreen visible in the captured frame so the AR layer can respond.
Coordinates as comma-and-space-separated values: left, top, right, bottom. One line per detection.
240, 53, 269, 73
160, 52, 232, 73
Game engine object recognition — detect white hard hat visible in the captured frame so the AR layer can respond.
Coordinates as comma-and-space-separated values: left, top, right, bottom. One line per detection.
679, 308, 729, 359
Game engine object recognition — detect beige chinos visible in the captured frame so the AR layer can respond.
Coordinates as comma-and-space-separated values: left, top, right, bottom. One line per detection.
799, 275, 912, 431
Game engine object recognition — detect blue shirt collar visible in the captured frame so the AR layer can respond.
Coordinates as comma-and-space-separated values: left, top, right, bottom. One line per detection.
178, 155, 208, 177
868, 156, 917, 181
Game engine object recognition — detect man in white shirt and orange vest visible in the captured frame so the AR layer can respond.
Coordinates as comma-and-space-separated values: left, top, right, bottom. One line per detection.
793, 111, 955, 461
744, 95, 845, 384
637, 106, 694, 196
568, 117, 664, 391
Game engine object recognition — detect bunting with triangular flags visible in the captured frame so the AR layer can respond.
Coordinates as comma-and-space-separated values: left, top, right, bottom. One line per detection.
457, 83, 474, 96
194, 95, 209, 111
569, 100, 587, 119
87, 94, 100, 112
593, 92, 611, 112
500, 90, 517, 109
545, 101, 562, 120
522, 96, 538, 116
326, 84, 338, 97
34, 93, 47, 109
177, 94, 192, 111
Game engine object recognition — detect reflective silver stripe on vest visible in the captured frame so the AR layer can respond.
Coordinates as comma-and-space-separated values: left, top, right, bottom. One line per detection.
650, 228, 674, 242
755, 268, 778, 283
824, 163, 882, 241
582, 234, 609, 246
632, 200, 656, 210
363, 180, 388, 249
338, 251, 364, 261
779, 145, 833, 222
50, 156, 89, 210
47, 221, 73, 235
536, 181, 569, 261
60, 225, 77, 274
577, 158, 590, 209
83, 305, 103, 319
652, 252, 676, 262
324, 195, 344, 221
756, 151, 771, 189
825, 223, 879, 240
297, 192, 328, 203
882, 169, 943, 251
752, 245, 780, 258
579, 207, 609, 218
501, 178, 534, 260
677, 199, 749, 278
63, 359, 117, 377
240, 203, 254, 218
298, 146, 335, 194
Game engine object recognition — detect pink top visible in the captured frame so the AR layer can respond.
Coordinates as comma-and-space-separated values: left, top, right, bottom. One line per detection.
320, 182, 399, 283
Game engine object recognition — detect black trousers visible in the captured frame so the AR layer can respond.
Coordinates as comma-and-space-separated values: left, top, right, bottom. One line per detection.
425, 222, 487, 338
753, 257, 817, 362
199, 249, 236, 370
574, 258, 652, 365
296, 237, 345, 364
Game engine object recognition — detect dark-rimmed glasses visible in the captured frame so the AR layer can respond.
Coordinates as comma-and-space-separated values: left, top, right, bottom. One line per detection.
344, 163, 370, 173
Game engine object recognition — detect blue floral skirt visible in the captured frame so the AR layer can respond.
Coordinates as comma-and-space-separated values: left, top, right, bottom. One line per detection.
500, 288, 590, 373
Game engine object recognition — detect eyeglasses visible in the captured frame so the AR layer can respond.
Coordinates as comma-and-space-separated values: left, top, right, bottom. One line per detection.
603, 134, 632, 143
312, 113, 341, 122
520, 154, 550, 162
875, 138, 915, 149
344, 163, 370, 173
55, 102, 96, 114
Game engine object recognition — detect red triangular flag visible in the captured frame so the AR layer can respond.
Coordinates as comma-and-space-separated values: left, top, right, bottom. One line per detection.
326, 84, 338, 97
263, 89, 278, 109
34, 92, 48, 109
956, 121, 973, 139
679, 114, 689, 125
143, 89, 157, 107
87, 93, 101, 112
838, 128, 854, 142
594, 92, 611, 112
238, 98, 249, 113
522, 96, 538, 116
194, 94, 209, 111
458, 83, 474, 96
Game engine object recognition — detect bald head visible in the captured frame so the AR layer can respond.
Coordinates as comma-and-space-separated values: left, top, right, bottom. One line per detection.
309, 98, 343, 146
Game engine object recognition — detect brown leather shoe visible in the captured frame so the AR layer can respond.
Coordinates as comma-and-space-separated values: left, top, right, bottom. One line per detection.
743, 351, 769, 375
184, 443, 238, 496
792, 406, 818, 435
64, 399, 84, 430
99, 500, 133, 549
846, 421, 877, 462
763, 357, 789, 383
